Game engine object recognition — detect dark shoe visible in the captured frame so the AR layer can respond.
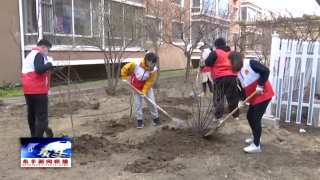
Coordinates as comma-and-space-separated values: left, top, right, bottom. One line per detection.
152, 117, 162, 126
137, 120, 144, 129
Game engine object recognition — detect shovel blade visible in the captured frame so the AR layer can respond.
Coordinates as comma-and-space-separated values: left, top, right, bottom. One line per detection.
45, 127, 54, 138
203, 128, 215, 137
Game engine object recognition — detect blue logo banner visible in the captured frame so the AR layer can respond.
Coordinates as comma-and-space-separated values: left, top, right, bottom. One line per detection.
20, 138, 72, 158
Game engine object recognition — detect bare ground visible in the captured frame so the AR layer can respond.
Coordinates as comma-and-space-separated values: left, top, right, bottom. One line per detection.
1, 82, 320, 180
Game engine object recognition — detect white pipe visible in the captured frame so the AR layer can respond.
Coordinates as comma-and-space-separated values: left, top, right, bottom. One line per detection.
18, 0, 25, 74
72, 0, 75, 44
36, 0, 43, 40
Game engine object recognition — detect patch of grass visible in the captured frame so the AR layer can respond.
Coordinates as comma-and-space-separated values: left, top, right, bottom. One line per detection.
0, 88, 24, 98
0, 69, 196, 98
0, 81, 24, 98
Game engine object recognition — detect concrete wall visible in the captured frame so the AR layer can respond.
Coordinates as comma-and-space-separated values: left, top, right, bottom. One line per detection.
144, 43, 188, 70
0, 0, 22, 85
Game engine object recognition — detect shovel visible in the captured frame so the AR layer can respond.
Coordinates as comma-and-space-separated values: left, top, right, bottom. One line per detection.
125, 81, 185, 126
45, 70, 54, 138
203, 92, 257, 137
45, 94, 54, 138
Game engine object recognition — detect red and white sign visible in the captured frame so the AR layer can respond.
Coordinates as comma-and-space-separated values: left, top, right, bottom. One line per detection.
21, 158, 71, 167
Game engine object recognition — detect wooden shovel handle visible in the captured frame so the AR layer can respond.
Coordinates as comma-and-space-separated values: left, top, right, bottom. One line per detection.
216, 91, 257, 129
125, 81, 173, 119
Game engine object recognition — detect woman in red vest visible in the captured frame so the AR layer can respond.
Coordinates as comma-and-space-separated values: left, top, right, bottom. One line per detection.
228, 51, 275, 153
205, 38, 240, 122
198, 43, 213, 97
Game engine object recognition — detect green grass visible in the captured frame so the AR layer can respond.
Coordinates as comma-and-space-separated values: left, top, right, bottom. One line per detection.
0, 69, 196, 98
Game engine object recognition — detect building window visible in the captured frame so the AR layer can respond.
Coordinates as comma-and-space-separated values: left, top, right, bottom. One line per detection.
233, 7, 239, 21
172, 21, 184, 43
241, 7, 247, 21
233, 33, 239, 48
146, 17, 161, 42
202, 0, 216, 15
105, 1, 144, 47
217, 27, 228, 42
218, 0, 229, 19
191, 21, 202, 44
173, 0, 183, 6
74, 0, 91, 36
191, 0, 200, 13
23, 0, 144, 48
247, 8, 256, 21
22, 0, 38, 45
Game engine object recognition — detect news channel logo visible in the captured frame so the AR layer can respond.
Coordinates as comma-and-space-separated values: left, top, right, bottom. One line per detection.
20, 137, 72, 167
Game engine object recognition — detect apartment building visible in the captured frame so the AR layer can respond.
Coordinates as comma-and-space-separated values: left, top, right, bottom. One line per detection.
0, 0, 237, 85
239, 0, 281, 59
239, 0, 263, 58
190, 0, 240, 50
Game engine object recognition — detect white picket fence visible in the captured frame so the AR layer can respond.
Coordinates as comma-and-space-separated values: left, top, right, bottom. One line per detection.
265, 33, 320, 127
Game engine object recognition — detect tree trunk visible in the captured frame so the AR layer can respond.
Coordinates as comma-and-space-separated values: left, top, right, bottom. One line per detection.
154, 44, 160, 88
185, 55, 191, 82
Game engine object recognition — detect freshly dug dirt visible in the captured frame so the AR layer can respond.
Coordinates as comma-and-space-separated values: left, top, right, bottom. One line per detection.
157, 96, 196, 106
81, 118, 132, 137
141, 106, 192, 124
124, 129, 224, 173
72, 134, 128, 156
50, 100, 91, 117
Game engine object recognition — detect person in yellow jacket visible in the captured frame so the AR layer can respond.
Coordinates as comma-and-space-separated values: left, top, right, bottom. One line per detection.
121, 52, 162, 129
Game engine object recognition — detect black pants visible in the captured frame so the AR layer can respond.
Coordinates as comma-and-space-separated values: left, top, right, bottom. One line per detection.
24, 94, 49, 137
247, 99, 271, 146
213, 76, 239, 119
202, 79, 213, 93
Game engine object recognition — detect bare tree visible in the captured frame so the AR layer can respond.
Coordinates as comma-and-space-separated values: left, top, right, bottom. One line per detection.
141, 0, 168, 87
145, 0, 231, 81
237, 9, 320, 65
77, 0, 145, 95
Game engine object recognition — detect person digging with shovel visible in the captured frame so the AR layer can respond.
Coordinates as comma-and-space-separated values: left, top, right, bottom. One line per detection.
228, 51, 275, 153
205, 38, 240, 123
22, 39, 54, 138
121, 52, 162, 129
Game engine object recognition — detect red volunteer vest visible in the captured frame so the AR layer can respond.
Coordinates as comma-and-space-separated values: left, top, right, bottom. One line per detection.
238, 59, 274, 105
211, 49, 237, 80
131, 59, 157, 91
200, 66, 211, 73
22, 47, 49, 94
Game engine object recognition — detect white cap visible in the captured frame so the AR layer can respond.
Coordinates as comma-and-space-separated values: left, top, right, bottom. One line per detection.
197, 42, 205, 48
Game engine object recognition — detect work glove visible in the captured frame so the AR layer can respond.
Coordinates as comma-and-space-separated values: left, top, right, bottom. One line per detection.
122, 79, 128, 83
238, 101, 244, 108
256, 85, 264, 94
140, 94, 146, 98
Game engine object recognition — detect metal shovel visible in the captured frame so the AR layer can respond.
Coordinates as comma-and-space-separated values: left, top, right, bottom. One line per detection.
203, 92, 257, 137
125, 82, 185, 125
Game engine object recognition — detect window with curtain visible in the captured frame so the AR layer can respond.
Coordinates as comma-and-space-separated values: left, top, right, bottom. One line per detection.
52, 0, 72, 34
74, 0, 91, 36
